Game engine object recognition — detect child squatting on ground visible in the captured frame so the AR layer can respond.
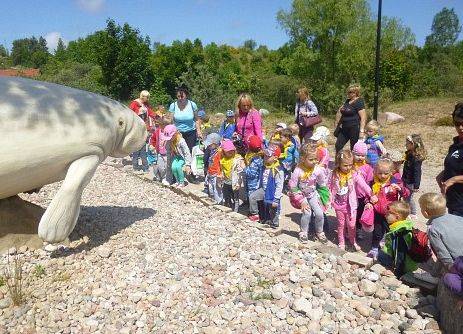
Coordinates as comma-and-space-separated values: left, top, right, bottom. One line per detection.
329, 149, 372, 250
288, 144, 328, 243
163, 124, 192, 188
377, 201, 418, 278
248, 143, 284, 228
419, 192, 463, 277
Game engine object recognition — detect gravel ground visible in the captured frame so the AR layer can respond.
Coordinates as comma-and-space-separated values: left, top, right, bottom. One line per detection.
1, 163, 442, 333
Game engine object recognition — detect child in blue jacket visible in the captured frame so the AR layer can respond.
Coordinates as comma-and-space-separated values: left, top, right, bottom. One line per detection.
244, 135, 264, 198
219, 110, 236, 140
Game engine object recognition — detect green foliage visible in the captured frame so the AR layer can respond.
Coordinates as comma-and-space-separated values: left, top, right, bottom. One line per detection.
435, 115, 454, 127
426, 7, 461, 47
33, 264, 45, 278
11, 36, 49, 68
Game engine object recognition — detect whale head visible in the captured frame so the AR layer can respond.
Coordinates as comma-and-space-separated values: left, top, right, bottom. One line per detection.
111, 105, 148, 158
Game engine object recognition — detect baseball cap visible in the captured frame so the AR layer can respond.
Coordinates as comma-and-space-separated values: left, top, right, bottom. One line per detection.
226, 110, 235, 117
221, 139, 236, 152
310, 126, 330, 141
161, 124, 177, 141
276, 122, 287, 129
197, 109, 206, 119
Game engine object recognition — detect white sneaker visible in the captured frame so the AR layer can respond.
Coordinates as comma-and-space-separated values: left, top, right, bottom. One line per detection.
161, 179, 170, 186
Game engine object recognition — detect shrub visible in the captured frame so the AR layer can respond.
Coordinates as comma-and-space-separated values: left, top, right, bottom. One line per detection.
434, 115, 454, 126
3, 253, 25, 306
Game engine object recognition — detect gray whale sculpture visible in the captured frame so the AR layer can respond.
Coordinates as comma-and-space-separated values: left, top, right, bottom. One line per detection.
0, 77, 147, 243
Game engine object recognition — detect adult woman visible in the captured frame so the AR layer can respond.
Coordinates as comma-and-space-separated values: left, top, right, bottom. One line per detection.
334, 84, 367, 153
235, 93, 263, 153
129, 90, 154, 172
169, 87, 201, 152
295, 87, 319, 143
437, 102, 463, 217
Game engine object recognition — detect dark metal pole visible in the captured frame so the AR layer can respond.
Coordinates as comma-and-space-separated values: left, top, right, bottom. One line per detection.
373, 0, 382, 120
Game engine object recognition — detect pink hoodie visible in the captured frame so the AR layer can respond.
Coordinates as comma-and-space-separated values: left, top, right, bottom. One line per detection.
236, 108, 263, 142
329, 171, 372, 217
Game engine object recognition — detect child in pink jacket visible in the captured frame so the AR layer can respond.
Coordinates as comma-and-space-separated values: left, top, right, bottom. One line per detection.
329, 149, 372, 250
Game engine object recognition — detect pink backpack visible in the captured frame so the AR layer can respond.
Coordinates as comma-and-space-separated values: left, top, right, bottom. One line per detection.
360, 205, 374, 232
289, 192, 305, 209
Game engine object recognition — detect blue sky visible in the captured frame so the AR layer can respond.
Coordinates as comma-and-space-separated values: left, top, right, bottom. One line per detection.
0, 0, 462, 52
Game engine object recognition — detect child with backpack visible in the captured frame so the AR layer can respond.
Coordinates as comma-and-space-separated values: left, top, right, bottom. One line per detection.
364, 120, 387, 166
329, 149, 372, 250
419, 193, 463, 276
219, 110, 237, 140
280, 128, 299, 179
244, 136, 264, 213
163, 124, 192, 187
289, 144, 328, 243
151, 115, 171, 185
367, 158, 410, 259
377, 201, 418, 278
403, 134, 427, 219
248, 143, 284, 227
218, 140, 244, 212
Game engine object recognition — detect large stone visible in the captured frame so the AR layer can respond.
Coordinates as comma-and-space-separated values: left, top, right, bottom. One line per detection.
291, 297, 312, 315
359, 279, 378, 296
378, 112, 405, 125
0, 196, 47, 253
342, 253, 373, 268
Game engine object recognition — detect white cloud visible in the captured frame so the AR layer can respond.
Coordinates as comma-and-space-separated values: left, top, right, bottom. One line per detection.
76, 0, 105, 13
45, 32, 67, 52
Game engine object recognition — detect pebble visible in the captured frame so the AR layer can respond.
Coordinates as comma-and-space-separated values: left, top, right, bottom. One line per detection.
359, 279, 378, 296
97, 247, 112, 258
292, 298, 312, 315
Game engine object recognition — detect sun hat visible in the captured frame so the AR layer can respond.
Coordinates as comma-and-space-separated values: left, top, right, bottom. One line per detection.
203, 133, 221, 147
276, 122, 287, 129
248, 135, 262, 151
197, 109, 206, 119
161, 124, 177, 141
264, 144, 281, 158
353, 141, 368, 155
310, 126, 330, 141
221, 139, 236, 152
226, 110, 235, 117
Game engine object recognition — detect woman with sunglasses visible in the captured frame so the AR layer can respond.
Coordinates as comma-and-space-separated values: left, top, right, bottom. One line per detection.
334, 84, 367, 153
437, 102, 463, 217
235, 93, 263, 153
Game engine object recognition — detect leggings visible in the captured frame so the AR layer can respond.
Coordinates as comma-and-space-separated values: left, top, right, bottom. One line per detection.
336, 209, 357, 246
300, 196, 324, 235
298, 125, 314, 145
223, 183, 240, 212
171, 156, 185, 184
335, 123, 360, 153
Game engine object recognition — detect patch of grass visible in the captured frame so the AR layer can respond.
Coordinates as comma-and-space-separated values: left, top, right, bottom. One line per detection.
250, 291, 273, 301
53, 271, 71, 282
33, 264, 45, 278
256, 277, 274, 289
3, 253, 25, 306
434, 115, 454, 127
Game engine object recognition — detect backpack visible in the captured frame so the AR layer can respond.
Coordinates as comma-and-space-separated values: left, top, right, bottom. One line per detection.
408, 229, 432, 263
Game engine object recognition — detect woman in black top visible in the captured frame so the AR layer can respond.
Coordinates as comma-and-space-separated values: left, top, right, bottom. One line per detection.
334, 84, 367, 153
437, 102, 463, 217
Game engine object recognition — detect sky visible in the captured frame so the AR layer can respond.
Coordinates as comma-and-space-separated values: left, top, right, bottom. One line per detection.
0, 0, 462, 52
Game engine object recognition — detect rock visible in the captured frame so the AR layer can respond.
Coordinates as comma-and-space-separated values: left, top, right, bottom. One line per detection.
370, 263, 386, 275
425, 319, 440, 330
275, 309, 286, 320
323, 303, 335, 313
366, 271, 380, 282
355, 303, 371, 317
0, 299, 11, 309
381, 301, 401, 314
308, 307, 323, 321
312, 287, 323, 297
359, 279, 378, 296
398, 322, 411, 332
396, 285, 410, 295
292, 298, 312, 315
129, 292, 143, 303
382, 276, 401, 289
342, 253, 373, 268
375, 289, 390, 300
378, 112, 405, 125
44, 244, 58, 252
405, 309, 419, 319
417, 304, 439, 319
289, 270, 300, 283
271, 285, 285, 300
97, 247, 112, 258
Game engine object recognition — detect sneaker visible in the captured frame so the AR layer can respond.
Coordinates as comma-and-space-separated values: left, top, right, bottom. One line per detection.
338, 243, 345, 250
367, 248, 378, 259
270, 222, 279, 229
177, 182, 186, 188
316, 232, 328, 244
299, 233, 308, 243
353, 243, 361, 251
248, 215, 260, 222
161, 179, 170, 186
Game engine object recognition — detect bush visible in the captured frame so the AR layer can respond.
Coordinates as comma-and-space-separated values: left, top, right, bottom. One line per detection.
434, 115, 454, 126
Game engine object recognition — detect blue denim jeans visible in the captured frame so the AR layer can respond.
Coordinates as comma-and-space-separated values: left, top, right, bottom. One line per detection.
131, 143, 148, 172
207, 175, 223, 204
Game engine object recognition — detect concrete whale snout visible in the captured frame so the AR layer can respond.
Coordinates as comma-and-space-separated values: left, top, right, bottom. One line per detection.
112, 110, 148, 158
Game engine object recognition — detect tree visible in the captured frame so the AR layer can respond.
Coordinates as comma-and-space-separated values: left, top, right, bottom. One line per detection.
425, 7, 461, 47
243, 39, 257, 50
0, 44, 11, 69
54, 38, 67, 61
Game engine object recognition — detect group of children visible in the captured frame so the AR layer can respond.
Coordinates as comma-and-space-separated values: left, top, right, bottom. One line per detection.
142, 107, 463, 280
